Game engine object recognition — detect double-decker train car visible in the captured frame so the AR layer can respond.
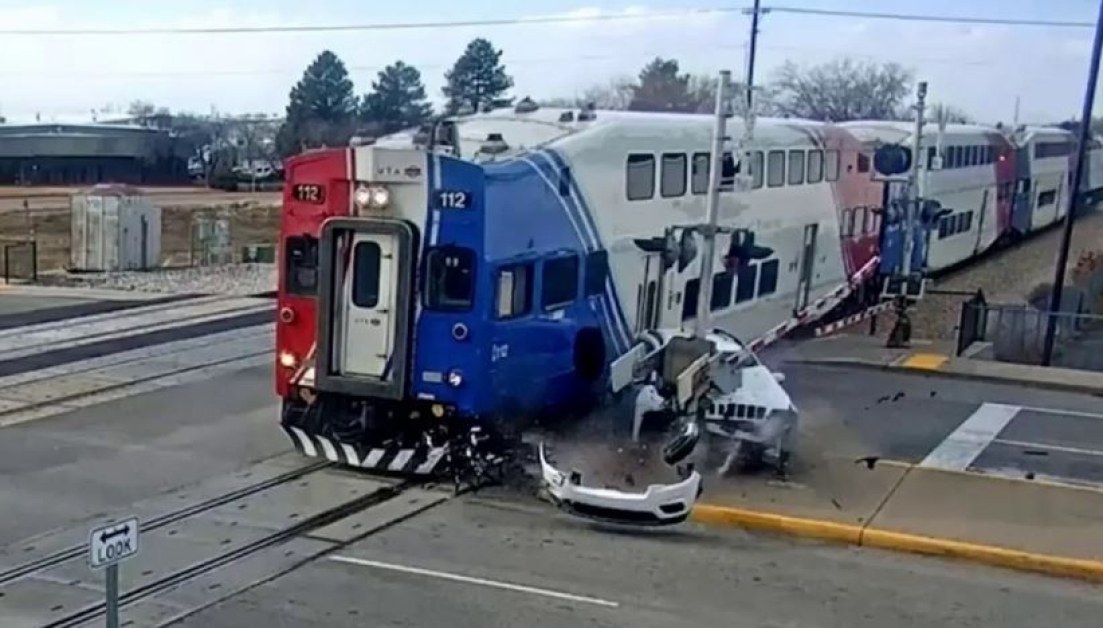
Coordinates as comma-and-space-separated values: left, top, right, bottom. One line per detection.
275, 100, 1103, 476
840, 121, 1019, 273
1009, 126, 1074, 234
275, 103, 893, 473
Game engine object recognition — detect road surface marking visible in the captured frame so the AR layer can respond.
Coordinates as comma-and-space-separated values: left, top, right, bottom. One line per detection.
900, 352, 949, 370
329, 555, 621, 608
1015, 405, 1103, 421
994, 438, 1103, 459
920, 403, 1021, 471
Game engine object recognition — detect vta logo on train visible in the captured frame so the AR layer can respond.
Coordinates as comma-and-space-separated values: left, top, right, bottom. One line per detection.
375, 165, 423, 179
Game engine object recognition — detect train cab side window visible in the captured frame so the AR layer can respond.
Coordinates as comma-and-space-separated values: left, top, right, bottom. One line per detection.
856, 153, 870, 173
682, 278, 700, 321
583, 250, 608, 297
927, 147, 937, 170
541, 255, 580, 310
351, 241, 381, 308
424, 246, 476, 312
626, 154, 655, 201
807, 150, 824, 183
766, 150, 786, 187
825, 150, 840, 181
711, 272, 734, 311
284, 235, 319, 296
691, 152, 711, 195
752, 151, 765, 188
787, 150, 806, 185
735, 264, 757, 303
661, 153, 688, 198
496, 262, 534, 319
758, 260, 779, 297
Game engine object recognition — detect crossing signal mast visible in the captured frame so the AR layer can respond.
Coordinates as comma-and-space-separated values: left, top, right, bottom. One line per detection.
873, 81, 950, 346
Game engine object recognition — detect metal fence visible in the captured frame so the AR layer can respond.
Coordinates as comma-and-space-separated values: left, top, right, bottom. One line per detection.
959, 300, 1103, 371
1, 239, 37, 284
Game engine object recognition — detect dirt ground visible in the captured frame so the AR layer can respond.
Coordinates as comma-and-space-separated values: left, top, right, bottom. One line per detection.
0, 189, 281, 274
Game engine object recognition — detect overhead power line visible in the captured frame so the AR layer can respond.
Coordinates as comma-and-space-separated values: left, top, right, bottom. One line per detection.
0, 7, 742, 36
764, 6, 1095, 29
0, 5, 1094, 36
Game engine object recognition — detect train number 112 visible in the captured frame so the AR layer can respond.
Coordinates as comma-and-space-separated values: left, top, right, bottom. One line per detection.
437, 190, 470, 209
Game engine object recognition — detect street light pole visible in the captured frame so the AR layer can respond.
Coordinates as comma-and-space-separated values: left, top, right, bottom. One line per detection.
1041, 0, 1103, 366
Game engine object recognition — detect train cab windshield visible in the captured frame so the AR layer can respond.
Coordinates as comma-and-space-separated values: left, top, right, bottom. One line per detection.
284, 235, 319, 296
424, 245, 476, 311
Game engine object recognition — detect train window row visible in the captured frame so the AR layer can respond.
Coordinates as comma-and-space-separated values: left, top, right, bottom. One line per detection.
681, 259, 780, 321
937, 211, 974, 239
931, 145, 997, 170
627, 149, 841, 201
495, 250, 609, 319
1035, 142, 1073, 160
841, 206, 882, 237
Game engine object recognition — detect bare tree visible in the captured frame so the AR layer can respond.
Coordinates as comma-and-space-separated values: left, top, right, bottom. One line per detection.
928, 102, 973, 124
770, 58, 914, 122
540, 76, 637, 110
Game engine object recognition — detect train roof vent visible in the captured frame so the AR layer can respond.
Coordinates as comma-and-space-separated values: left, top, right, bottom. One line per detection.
559, 111, 575, 123
515, 97, 539, 114
577, 102, 597, 122
479, 132, 510, 155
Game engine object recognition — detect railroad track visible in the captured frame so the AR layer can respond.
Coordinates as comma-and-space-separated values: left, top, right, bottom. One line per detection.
0, 458, 466, 628
0, 460, 333, 587
48, 475, 429, 628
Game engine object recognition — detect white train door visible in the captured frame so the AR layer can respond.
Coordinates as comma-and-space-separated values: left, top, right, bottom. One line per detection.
339, 232, 398, 377
635, 252, 664, 334
793, 223, 818, 313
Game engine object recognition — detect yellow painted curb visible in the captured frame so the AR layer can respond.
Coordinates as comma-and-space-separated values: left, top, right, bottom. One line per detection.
861, 528, 1103, 583
899, 352, 949, 370
691, 503, 1103, 584
691, 504, 861, 545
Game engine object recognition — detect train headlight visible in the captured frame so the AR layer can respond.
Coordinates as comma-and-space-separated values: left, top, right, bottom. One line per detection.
447, 369, 464, 387
354, 184, 390, 211
278, 351, 297, 368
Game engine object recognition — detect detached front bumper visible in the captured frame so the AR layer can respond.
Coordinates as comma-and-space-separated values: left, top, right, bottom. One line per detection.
538, 444, 702, 526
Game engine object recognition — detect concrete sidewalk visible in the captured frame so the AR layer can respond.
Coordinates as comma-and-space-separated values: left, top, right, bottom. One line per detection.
784, 333, 1103, 397
692, 454, 1103, 583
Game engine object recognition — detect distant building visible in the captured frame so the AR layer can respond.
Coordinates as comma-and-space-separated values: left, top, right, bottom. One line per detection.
0, 123, 192, 186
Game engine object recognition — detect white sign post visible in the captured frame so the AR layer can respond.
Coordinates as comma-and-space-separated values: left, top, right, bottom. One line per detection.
88, 517, 140, 628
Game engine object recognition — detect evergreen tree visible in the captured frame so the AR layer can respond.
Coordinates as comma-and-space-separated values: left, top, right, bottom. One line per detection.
276, 50, 359, 156
628, 58, 698, 113
360, 61, 433, 136
442, 38, 514, 115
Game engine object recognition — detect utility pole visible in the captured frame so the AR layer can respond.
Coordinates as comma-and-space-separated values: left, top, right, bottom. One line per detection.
693, 70, 734, 338
744, 0, 762, 117
1041, 0, 1103, 366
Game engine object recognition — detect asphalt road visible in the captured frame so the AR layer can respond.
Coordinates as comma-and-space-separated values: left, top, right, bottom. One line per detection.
769, 358, 1103, 487
0, 363, 286, 545
0, 354, 1100, 626
178, 492, 1103, 628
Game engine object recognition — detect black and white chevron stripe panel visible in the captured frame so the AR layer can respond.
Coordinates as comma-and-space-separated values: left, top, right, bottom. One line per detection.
283, 425, 446, 475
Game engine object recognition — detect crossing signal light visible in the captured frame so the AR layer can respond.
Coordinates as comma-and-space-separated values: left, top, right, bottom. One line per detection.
874, 144, 912, 177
